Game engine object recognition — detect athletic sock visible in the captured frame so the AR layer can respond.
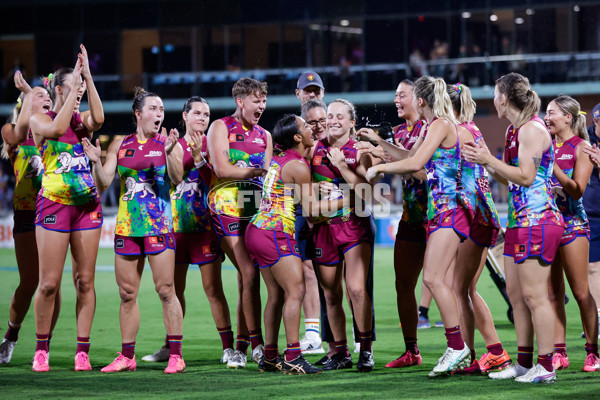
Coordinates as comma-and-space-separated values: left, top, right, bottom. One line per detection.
537, 352, 553, 372
486, 342, 504, 356
5, 321, 20, 342
404, 337, 419, 355
333, 339, 350, 357
249, 329, 264, 349
36, 333, 50, 352
217, 326, 234, 350
48, 333, 53, 351
305, 319, 320, 338
167, 335, 183, 357
418, 306, 429, 319
236, 335, 250, 355
554, 343, 567, 356
585, 342, 599, 357
76, 336, 90, 354
264, 344, 278, 360
444, 326, 464, 350
285, 342, 301, 362
517, 346, 534, 368
359, 331, 373, 352
164, 335, 170, 349
122, 342, 135, 359
470, 349, 477, 361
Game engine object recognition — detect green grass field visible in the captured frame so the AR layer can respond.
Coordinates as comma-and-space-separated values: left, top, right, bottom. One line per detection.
0, 247, 598, 399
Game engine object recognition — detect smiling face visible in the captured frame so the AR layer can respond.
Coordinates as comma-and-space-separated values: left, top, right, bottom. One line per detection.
327, 101, 355, 140
304, 106, 327, 141
394, 82, 416, 120
544, 100, 571, 136
136, 96, 164, 135
236, 91, 266, 127
31, 87, 52, 114
295, 116, 315, 148
183, 101, 210, 134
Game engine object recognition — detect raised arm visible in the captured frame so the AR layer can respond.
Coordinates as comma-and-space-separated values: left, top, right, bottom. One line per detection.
11, 72, 34, 144
206, 119, 264, 180
82, 136, 120, 193
165, 128, 184, 185
78, 44, 104, 135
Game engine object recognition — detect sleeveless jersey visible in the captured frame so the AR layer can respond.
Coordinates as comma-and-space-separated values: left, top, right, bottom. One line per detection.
459, 122, 500, 228
251, 149, 307, 235
394, 121, 427, 223
551, 135, 588, 231
10, 131, 43, 211
115, 133, 172, 237
504, 115, 563, 228
423, 119, 461, 220
171, 136, 212, 233
38, 111, 98, 205
311, 137, 360, 220
208, 116, 268, 219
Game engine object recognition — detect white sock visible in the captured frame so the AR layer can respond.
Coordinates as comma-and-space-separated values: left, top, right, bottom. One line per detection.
305, 319, 320, 338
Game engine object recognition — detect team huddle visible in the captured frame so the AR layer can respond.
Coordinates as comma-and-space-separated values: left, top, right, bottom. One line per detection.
1, 44, 600, 382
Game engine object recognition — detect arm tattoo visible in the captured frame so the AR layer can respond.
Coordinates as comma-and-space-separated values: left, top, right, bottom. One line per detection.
532, 156, 542, 170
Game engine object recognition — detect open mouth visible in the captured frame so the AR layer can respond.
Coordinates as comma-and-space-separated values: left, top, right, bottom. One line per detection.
154, 120, 161, 129
254, 112, 262, 119
43, 103, 51, 111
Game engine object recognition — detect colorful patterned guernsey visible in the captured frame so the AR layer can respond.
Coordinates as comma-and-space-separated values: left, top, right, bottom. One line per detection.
311, 137, 359, 220
551, 135, 588, 233
394, 121, 427, 223
171, 136, 212, 233
251, 149, 307, 235
38, 111, 98, 205
115, 133, 172, 236
10, 131, 43, 211
504, 115, 563, 228
423, 119, 461, 220
459, 122, 500, 228
208, 116, 267, 219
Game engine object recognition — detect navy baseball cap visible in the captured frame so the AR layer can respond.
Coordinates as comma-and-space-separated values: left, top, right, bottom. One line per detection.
297, 72, 324, 90
593, 103, 600, 120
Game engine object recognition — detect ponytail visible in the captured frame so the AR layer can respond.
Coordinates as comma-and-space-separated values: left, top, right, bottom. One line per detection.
415, 76, 456, 123
496, 73, 540, 128
447, 82, 476, 123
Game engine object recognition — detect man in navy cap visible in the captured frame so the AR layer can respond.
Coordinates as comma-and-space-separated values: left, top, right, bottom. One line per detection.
584, 102, 600, 339
296, 71, 325, 105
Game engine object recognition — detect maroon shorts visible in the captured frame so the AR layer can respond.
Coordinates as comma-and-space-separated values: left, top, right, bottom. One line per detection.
115, 233, 175, 256
245, 224, 300, 268
395, 219, 427, 243
35, 196, 102, 232
504, 224, 564, 264
560, 225, 590, 246
469, 223, 500, 248
13, 210, 36, 234
427, 208, 471, 241
210, 213, 250, 238
174, 231, 223, 265
309, 215, 373, 265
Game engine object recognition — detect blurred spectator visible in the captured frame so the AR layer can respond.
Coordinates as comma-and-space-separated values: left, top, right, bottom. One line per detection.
409, 48, 428, 77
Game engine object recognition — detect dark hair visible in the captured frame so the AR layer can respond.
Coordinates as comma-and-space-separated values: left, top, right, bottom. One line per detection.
495, 72, 540, 127
272, 114, 300, 152
47, 68, 73, 102
181, 96, 209, 128
301, 99, 327, 120
132, 86, 160, 123
232, 77, 268, 99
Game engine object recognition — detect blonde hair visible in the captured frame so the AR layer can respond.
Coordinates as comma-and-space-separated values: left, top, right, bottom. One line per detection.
329, 98, 357, 138
414, 76, 456, 124
496, 73, 540, 128
447, 83, 476, 123
1, 94, 26, 159
550, 95, 589, 142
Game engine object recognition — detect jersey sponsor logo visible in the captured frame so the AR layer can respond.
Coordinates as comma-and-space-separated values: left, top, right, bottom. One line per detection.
314, 248, 322, 258
122, 177, 157, 201
515, 244, 526, 254
557, 154, 573, 160
54, 151, 88, 174
313, 155, 330, 166
345, 158, 356, 164
145, 150, 163, 158
228, 222, 240, 232
118, 149, 136, 159
115, 238, 125, 248
229, 134, 244, 142
43, 214, 57, 225
149, 236, 165, 244
90, 211, 102, 223
202, 245, 215, 255
252, 137, 264, 145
